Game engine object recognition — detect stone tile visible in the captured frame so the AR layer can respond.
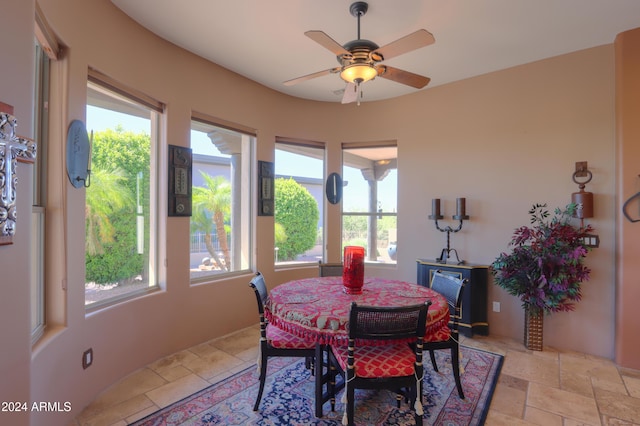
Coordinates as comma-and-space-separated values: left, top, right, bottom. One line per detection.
235, 345, 260, 363
563, 418, 599, 426
560, 352, 623, 385
527, 381, 600, 425
124, 404, 159, 424
623, 374, 640, 398
184, 350, 243, 380
188, 341, 221, 358
501, 349, 560, 388
600, 414, 640, 426
498, 373, 529, 392
560, 370, 594, 398
485, 410, 538, 425
489, 381, 526, 418
79, 369, 165, 418
152, 363, 192, 382
620, 366, 640, 380
591, 375, 628, 394
76, 394, 154, 426
211, 326, 260, 355
145, 374, 210, 408
147, 349, 199, 371
594, 387, 640, 424
523, 406, 563, 426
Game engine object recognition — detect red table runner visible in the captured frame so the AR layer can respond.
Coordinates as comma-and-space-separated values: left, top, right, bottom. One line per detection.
266, 276, 451, 346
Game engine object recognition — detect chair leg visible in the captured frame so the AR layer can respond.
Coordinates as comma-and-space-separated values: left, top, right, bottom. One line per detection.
253, 354, 268, 411
412, 385, 423, 426
451, 346, 464, 399
429, 349, 439, 372
346, 384, 355, 426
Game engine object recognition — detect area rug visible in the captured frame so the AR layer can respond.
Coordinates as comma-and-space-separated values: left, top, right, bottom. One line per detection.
132, 345, 502, 425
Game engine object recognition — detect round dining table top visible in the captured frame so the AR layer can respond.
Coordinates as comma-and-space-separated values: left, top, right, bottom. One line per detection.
265, 276, 451, 346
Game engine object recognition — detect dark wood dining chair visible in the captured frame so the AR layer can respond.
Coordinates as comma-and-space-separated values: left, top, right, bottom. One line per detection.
424, 270, 467, 399
318, 261, 343, 277
329, 301, 432, 426
248, 272, 316, 411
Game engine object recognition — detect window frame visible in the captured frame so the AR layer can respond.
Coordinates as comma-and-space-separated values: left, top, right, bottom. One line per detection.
84, 71, 164, 310
341, 141, 398, 265
31, 5, 58, 343
188, 113, 255, 283
274, 138, 326, 267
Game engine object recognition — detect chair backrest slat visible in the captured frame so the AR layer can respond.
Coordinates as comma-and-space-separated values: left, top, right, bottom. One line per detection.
430, 270, 465, 327
249, 272, 268, 315
318, 261, 343, 277
348, 302, 431, 341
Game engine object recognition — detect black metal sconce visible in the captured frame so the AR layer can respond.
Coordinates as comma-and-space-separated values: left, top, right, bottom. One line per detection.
429, 198, 469, 264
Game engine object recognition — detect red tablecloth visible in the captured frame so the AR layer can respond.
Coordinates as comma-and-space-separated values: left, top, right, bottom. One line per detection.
265, 276, 451, 346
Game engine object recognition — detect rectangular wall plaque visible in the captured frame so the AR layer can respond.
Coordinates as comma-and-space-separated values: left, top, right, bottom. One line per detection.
258, 160, 274, 216
168, 145, 192, 217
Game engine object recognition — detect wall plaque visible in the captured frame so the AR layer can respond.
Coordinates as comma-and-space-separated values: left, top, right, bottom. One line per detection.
168, 145, 192, 217
0, 107, 37, 245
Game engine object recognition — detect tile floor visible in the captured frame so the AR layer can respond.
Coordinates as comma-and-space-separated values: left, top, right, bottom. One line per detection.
72, 325, 640, 426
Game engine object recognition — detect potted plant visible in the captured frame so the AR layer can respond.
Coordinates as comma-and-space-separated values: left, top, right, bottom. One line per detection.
491, 203, 593, 350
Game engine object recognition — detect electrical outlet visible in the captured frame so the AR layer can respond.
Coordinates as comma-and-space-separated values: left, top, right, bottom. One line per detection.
83, 348, 93, 369
492, 301, 501, 313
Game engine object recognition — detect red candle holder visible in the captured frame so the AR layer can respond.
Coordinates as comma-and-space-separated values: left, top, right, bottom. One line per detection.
343, 246, 365, 294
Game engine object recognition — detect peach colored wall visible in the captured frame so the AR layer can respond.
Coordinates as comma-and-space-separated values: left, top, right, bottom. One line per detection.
615, 28, 640, 369
0, 0, 633, 424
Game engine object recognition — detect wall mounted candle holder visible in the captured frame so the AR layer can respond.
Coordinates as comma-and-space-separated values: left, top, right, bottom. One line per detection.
429, 198, 469, 264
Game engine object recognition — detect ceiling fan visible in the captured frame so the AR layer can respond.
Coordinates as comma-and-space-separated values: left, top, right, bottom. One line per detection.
283, 1, 435, 105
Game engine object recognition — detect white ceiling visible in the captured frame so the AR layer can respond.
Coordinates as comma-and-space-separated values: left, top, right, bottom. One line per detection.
111, 0, 640, 103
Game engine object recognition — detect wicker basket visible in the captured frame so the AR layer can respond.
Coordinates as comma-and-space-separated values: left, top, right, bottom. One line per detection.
524, 307, 544, 351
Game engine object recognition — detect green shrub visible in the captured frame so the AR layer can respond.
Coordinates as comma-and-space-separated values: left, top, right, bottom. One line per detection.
274, 178, 319, 261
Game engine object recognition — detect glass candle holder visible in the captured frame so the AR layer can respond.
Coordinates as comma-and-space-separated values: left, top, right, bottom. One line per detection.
343, 246, 365, 294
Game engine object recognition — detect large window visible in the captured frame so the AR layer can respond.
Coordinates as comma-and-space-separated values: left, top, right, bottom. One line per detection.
189, 116, 253, 281
85, 72, 162, 307
274, 140, 324, 265
342, 142, 397, 264
31, 5, 58, 342
31, 39, 48, 342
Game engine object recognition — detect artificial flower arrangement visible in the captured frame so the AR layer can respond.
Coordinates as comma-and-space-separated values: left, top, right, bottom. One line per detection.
491, 203, 593, 315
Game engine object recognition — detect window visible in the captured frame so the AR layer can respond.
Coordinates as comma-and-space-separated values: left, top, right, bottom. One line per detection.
31, 4, 58, 342
274, 139, 324, 265
189, 115, 253, 281
342, 142, 397, 264
85, 71, 162, 307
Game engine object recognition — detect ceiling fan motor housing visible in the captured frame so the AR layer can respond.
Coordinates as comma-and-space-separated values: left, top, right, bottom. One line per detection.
338, 39, 382, 64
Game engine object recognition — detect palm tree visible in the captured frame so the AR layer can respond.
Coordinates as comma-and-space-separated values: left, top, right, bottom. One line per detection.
85, 166, 134, 255
192, 172, 232, 271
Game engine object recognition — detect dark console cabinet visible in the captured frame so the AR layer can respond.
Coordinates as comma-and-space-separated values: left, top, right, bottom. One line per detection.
417, 259, 489, 337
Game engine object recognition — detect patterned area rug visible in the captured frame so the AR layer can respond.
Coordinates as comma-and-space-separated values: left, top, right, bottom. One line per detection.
132, 346, 502, 425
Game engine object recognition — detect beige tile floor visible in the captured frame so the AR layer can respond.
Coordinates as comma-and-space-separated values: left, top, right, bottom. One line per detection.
72, 325, 640, 426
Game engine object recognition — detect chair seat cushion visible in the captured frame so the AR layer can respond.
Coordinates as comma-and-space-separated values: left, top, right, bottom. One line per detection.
332, 343, 416, 378
266, 324, 315, 349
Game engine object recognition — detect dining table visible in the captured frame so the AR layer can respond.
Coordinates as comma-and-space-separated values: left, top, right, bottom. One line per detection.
264, 275, 451, 417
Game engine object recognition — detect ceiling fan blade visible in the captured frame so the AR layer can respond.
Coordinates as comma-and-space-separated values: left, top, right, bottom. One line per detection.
305, 30, 350, 56
378, 65, 431, 89
374, 29, 435, 61
341, 82, 358, 104
283, 67, 340, 86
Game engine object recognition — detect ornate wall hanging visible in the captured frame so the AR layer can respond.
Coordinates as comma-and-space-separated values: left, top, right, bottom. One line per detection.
0, 109, 37, 245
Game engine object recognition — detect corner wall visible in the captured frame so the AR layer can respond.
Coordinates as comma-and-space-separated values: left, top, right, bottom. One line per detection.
615, 27, 640, 370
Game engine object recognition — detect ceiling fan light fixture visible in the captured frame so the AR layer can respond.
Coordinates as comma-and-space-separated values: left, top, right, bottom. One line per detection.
340, 63, 378, 84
